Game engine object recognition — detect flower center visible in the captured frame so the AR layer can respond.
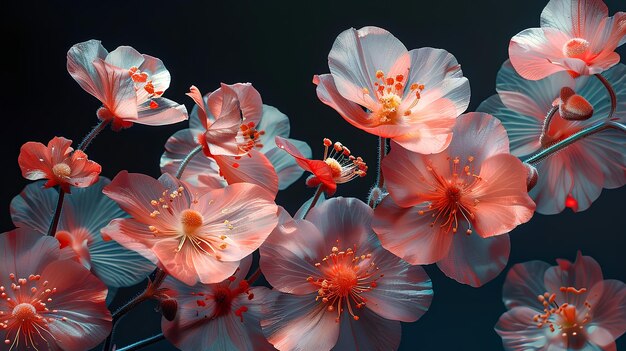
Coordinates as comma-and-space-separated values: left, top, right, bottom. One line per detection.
418, 156, 480, 235
362, 70, 424, 124
320, 138, 367, 184
533, 286, 592, 341
307, 245, 381, 322
180, 209, 204, 235
191, 275, 253, 322
52, 163, 71, 178
129, 66, 163, 109
563, 38, 590, 59
239, 122, 266, 153
11, 303, 36, 321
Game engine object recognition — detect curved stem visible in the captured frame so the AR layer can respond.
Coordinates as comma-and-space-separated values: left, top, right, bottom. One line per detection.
175, 145, 203, 179
538, 105, 559, 147
115, 333, 165, 351
102, 268, 168, 351
46, 189, 65, 236
594, 73, 616, 120
78, 119, 110, 151
302, 185, 323, 219
524, 121, 626, 165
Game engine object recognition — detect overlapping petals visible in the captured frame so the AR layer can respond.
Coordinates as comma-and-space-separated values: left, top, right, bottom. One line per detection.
0, 228, 112, 351
67, 39, 188, 130
373, 113, 535, 287
478, 61, 626, 214
18, 136, 101, 193
160, 256, 276, 351
10, 179, 155, 290
315, 26, 470, 153
101, 171, 278, 285
496, 252, 626, 350
260, 198, 433, 351
509, 0, 626, 79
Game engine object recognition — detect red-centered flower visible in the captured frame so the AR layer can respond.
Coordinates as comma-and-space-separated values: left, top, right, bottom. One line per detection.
315, 26, 470, 154
160, 255, 276, 351
509, 0, 626, 80
0, 228, 112, 351
18, 136, 101, 193
101, 171, 278, 285
496, 252, 626, 350
67, 39, 188, 130
260, 198, 433, 351
478, 61, 626, 214
373, 113, 536, 287
275, 136, 367, 195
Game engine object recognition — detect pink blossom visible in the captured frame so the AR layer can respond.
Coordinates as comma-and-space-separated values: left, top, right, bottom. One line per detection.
315, 26, 470, 154
160, 255, 276, 351
101, 171, 278, 285
260, 198, 433, 351
161, 84, 312, 195
18, 136, 101, 193
0, 228, 112, 350
275, 136, 367, 195
373, 113, 536, 287
478, 61, 626, 214
496, 252, 626, 350
509, 0, 626, 80
67, 39, 188, 130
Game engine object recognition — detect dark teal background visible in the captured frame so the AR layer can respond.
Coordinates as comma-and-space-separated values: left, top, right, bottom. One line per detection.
2, 0, 625, 350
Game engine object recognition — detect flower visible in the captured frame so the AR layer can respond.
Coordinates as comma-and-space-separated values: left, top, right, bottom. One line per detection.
10, 178, 155, 291
67, 39, 188, 130
161, 83, 312, 195
18, 136, 101, 193
260, 198, 433, 351
159, 255, 276, 351
495, 252, 626, 350
372, 112, 536, 287
315, 26, 470, 154
0, 228, 112, 351
478, 61, 626, 214
509, 0, 626, 80
101, 171, 278, 285
275, 136, 367, 195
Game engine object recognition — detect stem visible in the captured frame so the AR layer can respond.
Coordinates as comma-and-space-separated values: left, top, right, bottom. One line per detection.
46, 189, 65, 236
115, 333, 165, 351
538, 105, 559, 147
77, 119, 110, 152
594, 73, 616, 120
247, 267, 263, 285
524, 121, 626, 165
176, 145, 203, 179
302, 185, 323, 219
102, 268, 167, 351
375, 137, 387, 189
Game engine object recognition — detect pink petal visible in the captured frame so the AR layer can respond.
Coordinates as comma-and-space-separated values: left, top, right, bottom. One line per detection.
275, 136, 335, 192
544, 252, 604, 306
372, 196, 453, 265
18, 141, 54, 182
213, 150, 279, 196
104, 45, 144, 69
495, 306, 551, 350
470, 154, 536, 238
0, 228, 61, 280
586, 280, 626, 342
328, 26, 409, 107
333, 308, 401, 351
66, 40, 109, 102
446, 112, 510, 165
91, 58, 138, 119
187, 85, 209, 129
436, 232, 510, 287
135, 97, 188, 126
531, 153, 575, 214
502, 260, 552, 310
100, 218, 160, 264
509, 27, 573, 80
262, 293, 340, 351
540, 0, 608, 38
67, 149, 101, 188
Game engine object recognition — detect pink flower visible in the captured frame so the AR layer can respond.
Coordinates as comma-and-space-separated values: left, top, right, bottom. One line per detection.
101, 171, 278, 285
161, 84, 312, 195
260, 198, 433, 351
0, 228, 112, 350
275, 136, 367, 195
18, 136, 101, 193
67, 39, 188, 130
496, 252, 626, 350
11, 178, 155, 290
509, 0, 626, 80
478, 61, 626, 214
160, 255, 276, 351
315, 26, 470, 154
373, 113, 536, 287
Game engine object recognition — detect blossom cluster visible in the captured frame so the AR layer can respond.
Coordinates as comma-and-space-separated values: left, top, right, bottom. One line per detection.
2, 0, 626, 350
